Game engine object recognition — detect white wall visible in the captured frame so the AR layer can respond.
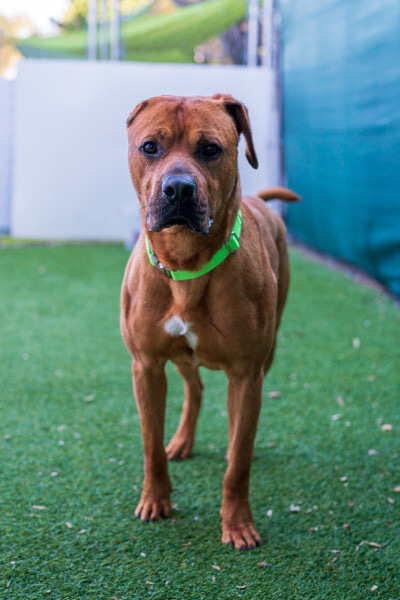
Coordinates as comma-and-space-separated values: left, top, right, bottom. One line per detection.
0, 79, 14, 232
12, 60, 281, 241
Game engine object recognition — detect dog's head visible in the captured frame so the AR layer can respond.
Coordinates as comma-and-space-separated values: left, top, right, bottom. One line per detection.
126, 94, 258, 235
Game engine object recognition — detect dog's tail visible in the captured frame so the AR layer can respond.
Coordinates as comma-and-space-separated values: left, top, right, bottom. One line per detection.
257, 187, 301, 203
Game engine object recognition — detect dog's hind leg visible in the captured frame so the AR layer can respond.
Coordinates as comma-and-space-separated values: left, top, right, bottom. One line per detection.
166, 362, 203, 460
264, 225, 289, 378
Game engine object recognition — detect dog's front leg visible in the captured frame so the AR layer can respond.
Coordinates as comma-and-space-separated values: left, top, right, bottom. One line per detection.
221, 368, 263, 549
132, 358, 172, 521
166, 362, 203, 460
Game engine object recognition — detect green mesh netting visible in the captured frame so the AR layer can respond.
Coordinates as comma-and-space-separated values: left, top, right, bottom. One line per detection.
280, 0, 400, 295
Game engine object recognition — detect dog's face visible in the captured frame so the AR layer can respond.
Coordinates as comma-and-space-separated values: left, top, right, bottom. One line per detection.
127, 95, 258, 235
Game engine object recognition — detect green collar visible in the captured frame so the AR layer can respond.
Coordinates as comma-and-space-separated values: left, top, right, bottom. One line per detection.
145, 209, 242, 281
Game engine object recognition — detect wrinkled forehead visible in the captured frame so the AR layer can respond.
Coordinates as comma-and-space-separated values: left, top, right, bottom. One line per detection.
129, 96, 237, 145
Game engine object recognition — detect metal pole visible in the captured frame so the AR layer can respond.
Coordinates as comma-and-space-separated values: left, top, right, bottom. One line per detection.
110, 0, 120, 60
100, 0, 108, 60
247, 0, 259, 67
88, 0, 97, 60
261, 0, 273, 67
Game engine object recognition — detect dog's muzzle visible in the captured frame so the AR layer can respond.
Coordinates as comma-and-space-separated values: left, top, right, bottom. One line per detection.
146, 174, 213, 234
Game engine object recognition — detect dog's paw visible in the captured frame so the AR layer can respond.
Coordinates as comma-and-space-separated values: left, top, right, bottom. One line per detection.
135, 497, 172, 522
165, 435, 193, 460
221, 522, 262, 550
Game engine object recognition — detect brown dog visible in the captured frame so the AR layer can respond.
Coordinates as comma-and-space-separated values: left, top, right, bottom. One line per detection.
120, 94, 300, 550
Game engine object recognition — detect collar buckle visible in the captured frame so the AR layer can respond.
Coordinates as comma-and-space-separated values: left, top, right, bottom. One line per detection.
156, 260, 172, 278
147, 241, 173, 278
225, 231, 240, 254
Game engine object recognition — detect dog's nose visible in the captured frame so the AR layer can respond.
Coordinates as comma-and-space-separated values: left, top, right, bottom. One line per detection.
162, 175, 196, 204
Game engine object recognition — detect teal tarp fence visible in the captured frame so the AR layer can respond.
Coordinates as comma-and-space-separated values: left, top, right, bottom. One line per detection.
280, 0, 400, 295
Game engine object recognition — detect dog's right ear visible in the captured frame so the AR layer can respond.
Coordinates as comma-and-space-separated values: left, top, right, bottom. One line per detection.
126, 101, 148, 129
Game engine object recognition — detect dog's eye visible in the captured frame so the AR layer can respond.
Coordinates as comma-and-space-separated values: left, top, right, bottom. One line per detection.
199, 143, 222, 159
141, 141, 158, 155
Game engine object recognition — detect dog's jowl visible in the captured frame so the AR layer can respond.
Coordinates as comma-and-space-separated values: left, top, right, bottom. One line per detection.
120, 94, 300, 550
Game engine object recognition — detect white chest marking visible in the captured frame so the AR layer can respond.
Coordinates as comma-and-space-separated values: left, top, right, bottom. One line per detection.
164, 316, 198, 350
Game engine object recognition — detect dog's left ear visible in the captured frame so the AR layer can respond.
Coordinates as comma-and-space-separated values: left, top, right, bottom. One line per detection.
213, 94, 258, 169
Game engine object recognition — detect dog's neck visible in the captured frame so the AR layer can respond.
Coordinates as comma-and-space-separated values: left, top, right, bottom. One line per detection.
144, 184, 241, 273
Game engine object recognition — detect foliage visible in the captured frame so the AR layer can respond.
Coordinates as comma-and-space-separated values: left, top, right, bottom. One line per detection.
18, 0, 246, 63
0, 14, 34, 76
62, 0, 155, 29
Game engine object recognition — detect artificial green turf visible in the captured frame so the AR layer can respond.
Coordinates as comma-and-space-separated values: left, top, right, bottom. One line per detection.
1, 244, 399, 600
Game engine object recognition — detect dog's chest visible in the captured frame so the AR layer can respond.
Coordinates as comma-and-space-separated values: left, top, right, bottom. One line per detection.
164, 316, 198, 350
152, 263, 274, 368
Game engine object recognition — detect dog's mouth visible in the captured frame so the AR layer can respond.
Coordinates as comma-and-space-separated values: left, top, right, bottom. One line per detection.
146, 206, 213, 235
163, 214, 195, 229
